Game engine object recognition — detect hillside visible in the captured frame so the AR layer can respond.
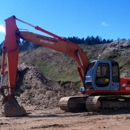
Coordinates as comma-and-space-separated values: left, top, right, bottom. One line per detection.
18, 43, 106, 82
1, 40, 130, 130
18, 40, 130, 82
100, 40, 130, 76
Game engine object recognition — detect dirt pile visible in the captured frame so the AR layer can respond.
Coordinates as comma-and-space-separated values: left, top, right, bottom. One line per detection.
100, 40, 130, 55
2, 63, 77, 109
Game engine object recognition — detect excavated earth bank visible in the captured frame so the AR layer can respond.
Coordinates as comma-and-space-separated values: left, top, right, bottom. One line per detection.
2, 63, 77, 109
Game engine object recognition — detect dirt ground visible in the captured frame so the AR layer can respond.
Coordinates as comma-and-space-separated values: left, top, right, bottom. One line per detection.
1, 64, 130, 130
0, 106, 130, 130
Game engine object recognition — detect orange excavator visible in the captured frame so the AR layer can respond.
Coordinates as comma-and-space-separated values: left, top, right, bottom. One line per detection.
1, 16, 130, 117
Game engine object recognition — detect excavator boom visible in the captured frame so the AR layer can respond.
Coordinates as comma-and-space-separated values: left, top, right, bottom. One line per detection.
0, 16, 89, 116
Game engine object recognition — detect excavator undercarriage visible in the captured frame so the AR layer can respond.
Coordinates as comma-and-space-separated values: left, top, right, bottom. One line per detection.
59, 95, 130, 113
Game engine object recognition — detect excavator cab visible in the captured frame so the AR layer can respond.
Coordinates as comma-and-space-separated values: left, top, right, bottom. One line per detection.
84, 60, 120, 91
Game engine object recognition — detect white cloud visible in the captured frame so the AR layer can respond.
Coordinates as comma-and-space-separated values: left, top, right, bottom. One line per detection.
0, 24, 5, 33
101, 22, 110, 27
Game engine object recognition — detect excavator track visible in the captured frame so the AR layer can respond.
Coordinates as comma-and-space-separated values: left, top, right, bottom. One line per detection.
59, 95, 88, 112
86, 95, 130, 112
86, 96, 100, 111
60, 95, 130, 113
1, 96, 27, 117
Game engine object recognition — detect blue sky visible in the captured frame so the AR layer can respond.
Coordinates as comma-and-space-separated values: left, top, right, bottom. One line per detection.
0, 0, 130, 43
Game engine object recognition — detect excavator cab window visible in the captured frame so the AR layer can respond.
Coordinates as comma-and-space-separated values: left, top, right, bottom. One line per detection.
96, 63, 110, 87
84, 62, 95, 90
112, 62, 120, 82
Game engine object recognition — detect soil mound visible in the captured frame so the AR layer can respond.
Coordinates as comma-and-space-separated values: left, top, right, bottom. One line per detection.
2, 63, 77, 109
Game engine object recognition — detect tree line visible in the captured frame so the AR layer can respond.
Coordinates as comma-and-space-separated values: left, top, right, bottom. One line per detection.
68, 36, 113, 44
0, 36, 114, 52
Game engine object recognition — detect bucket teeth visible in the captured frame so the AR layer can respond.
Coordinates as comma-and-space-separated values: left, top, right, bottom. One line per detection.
1, 96, 26, 117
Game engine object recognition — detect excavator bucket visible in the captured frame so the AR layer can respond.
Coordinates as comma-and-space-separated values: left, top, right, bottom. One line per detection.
1, 96, 26, 117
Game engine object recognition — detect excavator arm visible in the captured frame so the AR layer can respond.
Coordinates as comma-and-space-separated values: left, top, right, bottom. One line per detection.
0, 16, 89, 116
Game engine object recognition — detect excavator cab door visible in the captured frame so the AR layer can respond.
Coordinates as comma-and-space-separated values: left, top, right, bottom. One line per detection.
84, 60, 120, 91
